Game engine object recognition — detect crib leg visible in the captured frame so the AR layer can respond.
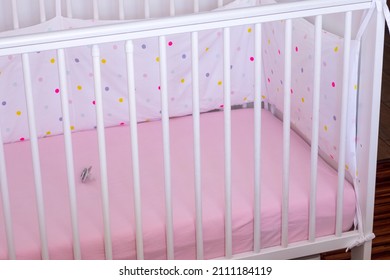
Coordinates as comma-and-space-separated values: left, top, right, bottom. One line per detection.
351, 241, 372, 260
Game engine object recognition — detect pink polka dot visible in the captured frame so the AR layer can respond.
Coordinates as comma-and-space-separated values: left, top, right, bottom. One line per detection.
158, 86, 161, 90
20, 137, 25, 141
295, 46, 299, 52
113, 45, 118, 50
120, 122, 125, 126
290, 88, 294, 94
38, 77, 43, 82
92, 100, 96, 105
278, 49, 281, 55
168, 41, 173, 46
250, 56, 254, 61
55, 88, 60, 94
332, 82, 336, 87
219, 104, 224, 108
267, 78, 271, 83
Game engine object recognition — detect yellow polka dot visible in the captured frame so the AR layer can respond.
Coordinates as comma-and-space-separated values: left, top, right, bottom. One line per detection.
101, 58, 107, 64
118, 98, 124, 103
247, 28, 252, 33
145, 118, 150, 122
218, 81, 222, 86
50, 58, 55, 64
301, 97, 305, 103
156, 57, 160, 62
324, 125, 328, 132
46, 131, 51, 135
181, 78, 185, 84
268, 39, 271, 45
354, 84, 358, 90
356, 170, 359, 177
243, 97, 248, 101
16, 111, 21, 116
334, 46, 339, 52
77, 85, 82, 90
345, 164, 349, 171
205, 47, 209, 52
262, 95, 266, 100
70, 126, 75, 131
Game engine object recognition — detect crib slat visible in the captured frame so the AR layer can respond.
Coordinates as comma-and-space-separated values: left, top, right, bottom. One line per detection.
66, 0, 73, 18
194, 0, 200, 13
11, 0, 19, 29
159, 35, 175, 260
282, 19, 292, 248
21, 53, 49, 260
55, 0, 62, 17
336, 11, 352, 237
218, 0, 224, 8
119, 0, 125, 20
223, 27, 233, 259
125, 40, 144, 260
39, 0, 46, 23
253, 22, 262, 254
93, 0, 99, 20
191, 31, 204, 260
57, 48, 82, 260
144, 0, 150, 19
309, 15, 322, 243
0, 133, 16, 259
92, 45, 113, 260
170, 0, 175, 16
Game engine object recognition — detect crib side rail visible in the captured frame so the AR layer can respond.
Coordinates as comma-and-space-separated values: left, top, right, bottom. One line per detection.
0, 0, 372, 56
0, 0, 382, 260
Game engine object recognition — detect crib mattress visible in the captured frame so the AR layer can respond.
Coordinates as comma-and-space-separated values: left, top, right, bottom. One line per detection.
0, 109, 355, 259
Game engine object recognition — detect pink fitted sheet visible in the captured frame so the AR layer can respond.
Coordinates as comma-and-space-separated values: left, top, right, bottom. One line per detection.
0, 109, 355, 259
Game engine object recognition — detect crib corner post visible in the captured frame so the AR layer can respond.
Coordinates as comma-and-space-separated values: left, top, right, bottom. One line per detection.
351, 241, 372, 260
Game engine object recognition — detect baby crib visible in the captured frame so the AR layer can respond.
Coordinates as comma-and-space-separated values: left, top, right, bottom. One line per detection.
0, 0, 386, 260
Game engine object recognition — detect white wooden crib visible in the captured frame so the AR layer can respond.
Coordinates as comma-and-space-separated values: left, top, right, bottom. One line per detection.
0, 0, 386, 260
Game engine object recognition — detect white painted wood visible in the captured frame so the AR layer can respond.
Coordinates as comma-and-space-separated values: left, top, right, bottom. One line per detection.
22, 53, 49, 260
0, 132, 15, 259
66, 0, 73, 18
191, 31, 204, 260
92, 45, 113, 260
57, 48, 81, 260
119, 0, 125, 20
223, 27, 232, 259
218, 0, 224, 8
125, 40, 144, 260
0, 1, 372, 56
144, 0, 150, 19
55, 0, 62, 17
194, 0, 200, 13
11, 0, 19, 29
282, 19, 292, 248
159, 35, 175, 260
170, 0, 175, 16
336, 11, 352, 237
93, 0, 99, 20
253, 22, 262, 254
39, 0, 46, 23
309, 15, 322, 243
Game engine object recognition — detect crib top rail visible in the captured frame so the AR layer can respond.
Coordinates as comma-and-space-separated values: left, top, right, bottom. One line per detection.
0, 0, 372, 56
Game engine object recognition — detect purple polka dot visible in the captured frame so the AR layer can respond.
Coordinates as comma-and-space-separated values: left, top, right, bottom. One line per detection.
75, 58, 80, 63
205, 73, 210, 77
59, 117, 63, 121
141, 44, 146, 49
333, 115, 337, 121
105, 86, 109, 91
182, 54, 187, 59
2, 101, 6, 105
